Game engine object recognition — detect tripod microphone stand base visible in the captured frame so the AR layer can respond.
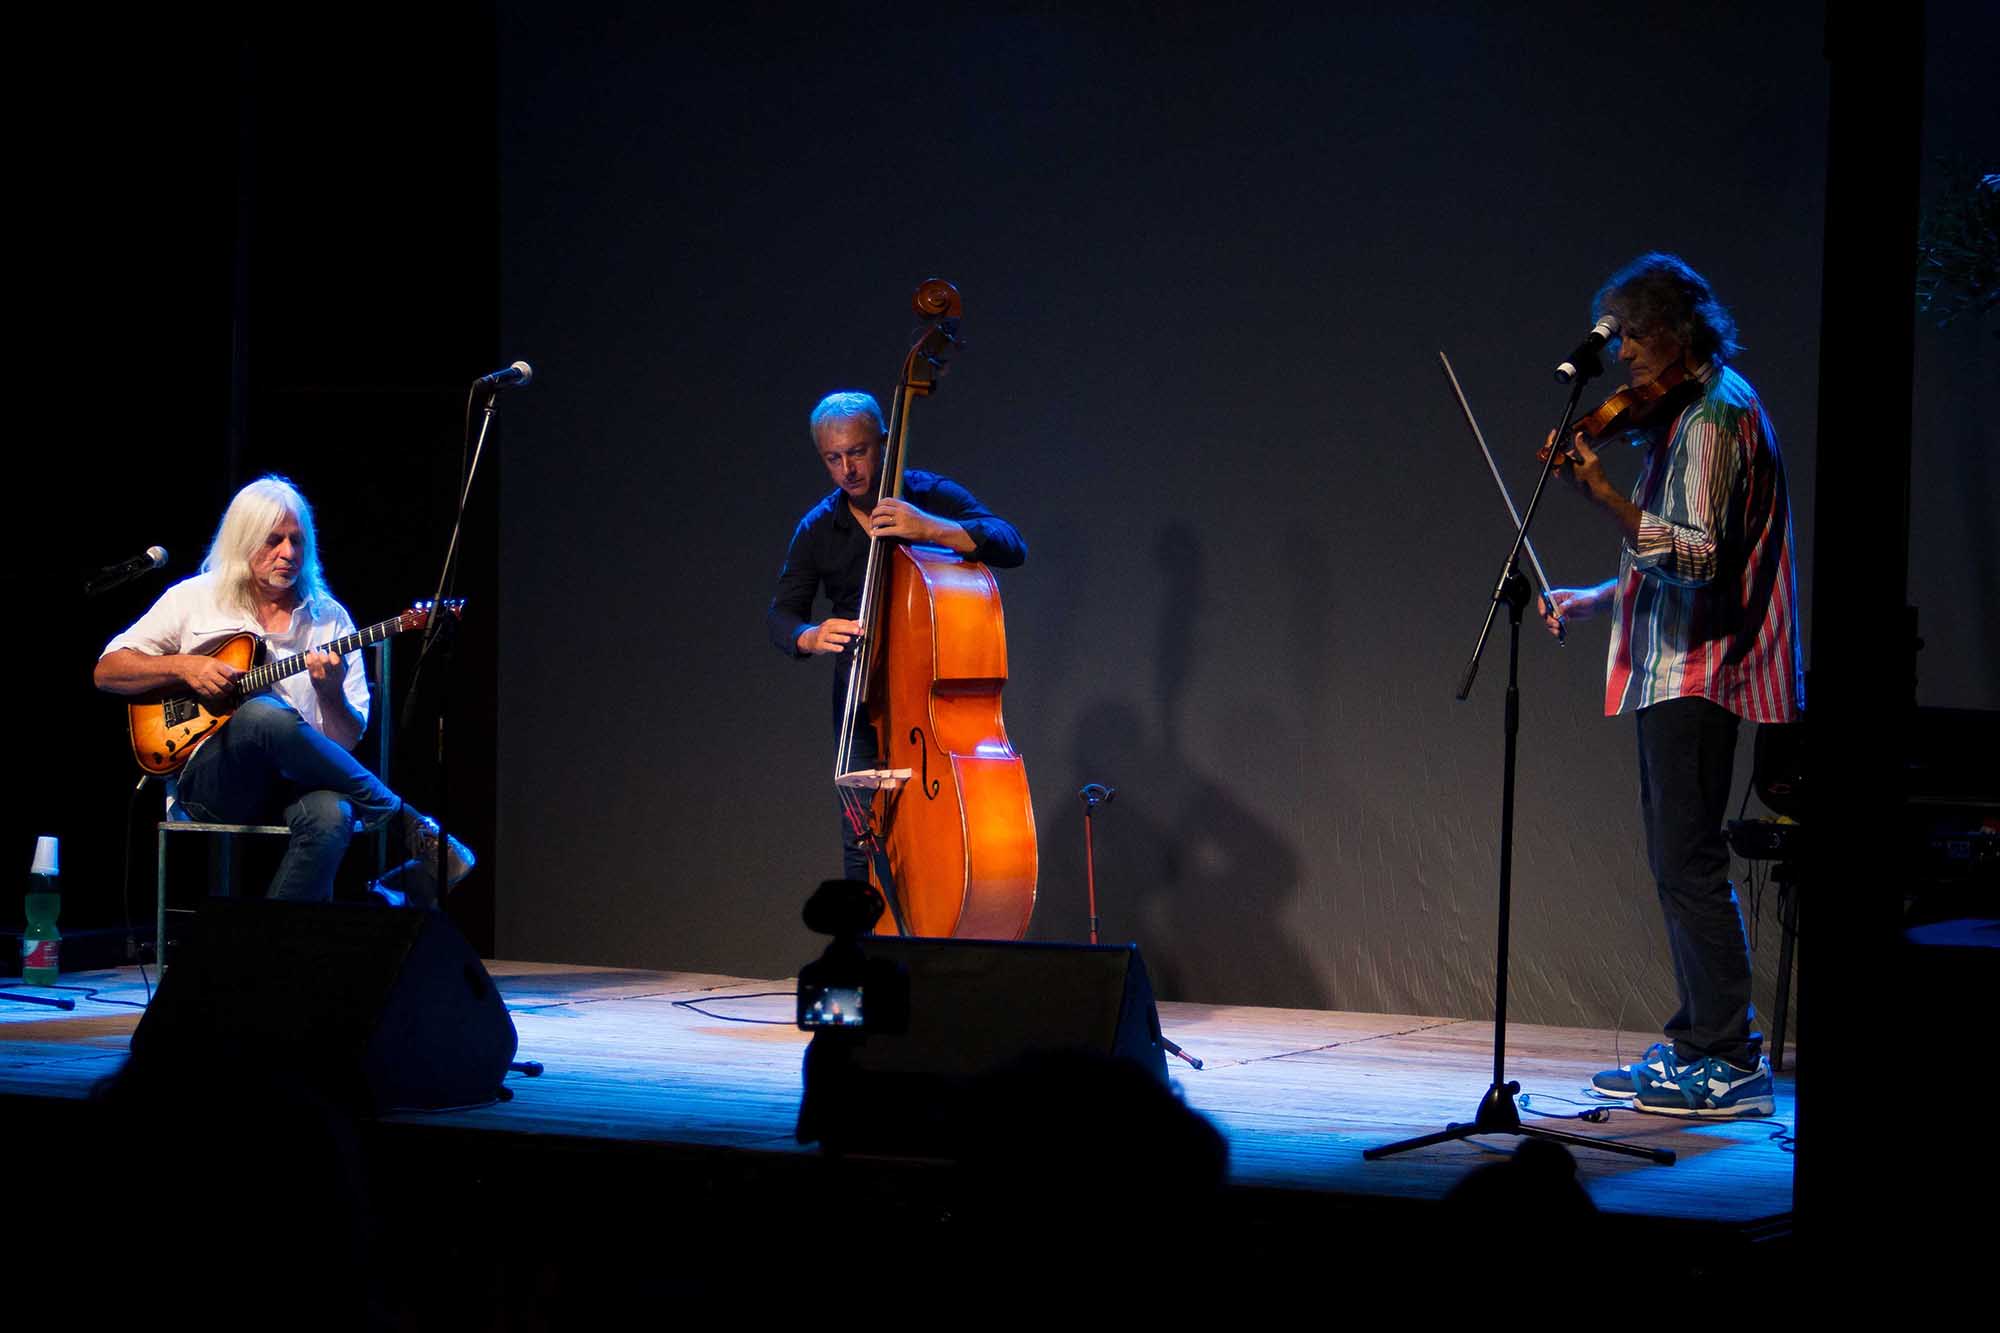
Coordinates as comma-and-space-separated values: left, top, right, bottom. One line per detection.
1362, 1080, 1674, 1165
1159, 1036, 1202, 1070
1371, 554, 1672, 1170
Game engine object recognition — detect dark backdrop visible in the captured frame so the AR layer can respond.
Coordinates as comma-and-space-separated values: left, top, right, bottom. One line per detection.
19, 5, 1990, 1032
493, 1, 1994, 1028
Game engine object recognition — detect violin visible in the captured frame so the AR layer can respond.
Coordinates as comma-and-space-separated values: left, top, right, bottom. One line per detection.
1538, 358, 1698, 468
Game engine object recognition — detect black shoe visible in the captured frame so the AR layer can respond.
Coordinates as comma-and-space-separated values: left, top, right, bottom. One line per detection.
367, 859, 440, 910
396, 806, 476, 889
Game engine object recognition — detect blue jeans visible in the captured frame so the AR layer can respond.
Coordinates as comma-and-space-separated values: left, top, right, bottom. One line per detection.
176, 695, 401, 902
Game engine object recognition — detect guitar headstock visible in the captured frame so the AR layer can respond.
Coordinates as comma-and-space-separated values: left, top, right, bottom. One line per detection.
400, 598, 468, 631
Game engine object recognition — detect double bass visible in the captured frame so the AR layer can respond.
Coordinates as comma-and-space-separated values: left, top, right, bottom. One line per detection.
833, 280, 1038, 939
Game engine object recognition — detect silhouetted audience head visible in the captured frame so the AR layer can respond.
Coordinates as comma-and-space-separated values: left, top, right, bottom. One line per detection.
956, 1047, 1228, 1240
1447, 1137, 1594, 1216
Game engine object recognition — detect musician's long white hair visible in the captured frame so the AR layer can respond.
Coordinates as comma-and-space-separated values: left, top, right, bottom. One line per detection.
200, 475, 335, 618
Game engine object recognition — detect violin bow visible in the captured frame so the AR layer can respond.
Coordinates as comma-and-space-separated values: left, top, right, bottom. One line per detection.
1438, 351, 1566, 645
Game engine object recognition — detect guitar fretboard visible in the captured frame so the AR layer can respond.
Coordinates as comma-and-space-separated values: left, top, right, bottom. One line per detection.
233, 615, 409, 695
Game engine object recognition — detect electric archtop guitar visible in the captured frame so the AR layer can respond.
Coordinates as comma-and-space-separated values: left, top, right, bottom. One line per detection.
126, 599, 463, 775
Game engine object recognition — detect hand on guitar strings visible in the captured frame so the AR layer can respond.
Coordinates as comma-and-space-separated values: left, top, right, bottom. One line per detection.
178, 654, 243, 700
304, 648, 348, 697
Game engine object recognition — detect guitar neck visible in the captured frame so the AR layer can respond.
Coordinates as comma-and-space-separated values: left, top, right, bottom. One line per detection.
235, 615, 407, 695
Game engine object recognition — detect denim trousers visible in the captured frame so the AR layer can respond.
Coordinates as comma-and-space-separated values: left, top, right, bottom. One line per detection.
176, 695, 401, 902
1635, 696, 1761, 1067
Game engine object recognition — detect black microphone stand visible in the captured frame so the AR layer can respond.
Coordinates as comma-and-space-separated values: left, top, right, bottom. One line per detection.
404, 379, 541, 1093
1077, 782, 1201, 1071
1364, 348, 1672, 1167
405, 382, 500, 908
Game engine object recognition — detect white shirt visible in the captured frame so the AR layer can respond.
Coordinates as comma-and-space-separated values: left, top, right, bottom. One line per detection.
101, 570, 372, 746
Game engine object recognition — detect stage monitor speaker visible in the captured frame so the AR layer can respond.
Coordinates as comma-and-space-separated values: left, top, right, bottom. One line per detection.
130, 898, 518, 1113
798, 937, 1167, 1156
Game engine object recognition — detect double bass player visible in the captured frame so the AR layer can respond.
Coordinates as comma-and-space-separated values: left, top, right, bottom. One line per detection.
766, 390, 1027, 891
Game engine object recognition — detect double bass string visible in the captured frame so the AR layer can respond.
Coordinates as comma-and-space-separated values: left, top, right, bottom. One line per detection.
832, 347, 918, 793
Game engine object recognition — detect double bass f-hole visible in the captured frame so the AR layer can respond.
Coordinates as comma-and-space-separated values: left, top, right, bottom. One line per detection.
908, 727, 940, 799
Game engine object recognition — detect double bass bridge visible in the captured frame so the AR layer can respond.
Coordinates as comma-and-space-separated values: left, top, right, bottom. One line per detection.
835, 767, 914, 792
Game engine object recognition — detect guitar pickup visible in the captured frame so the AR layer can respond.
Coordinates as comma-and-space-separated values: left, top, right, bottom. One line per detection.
163, 698, 201, 726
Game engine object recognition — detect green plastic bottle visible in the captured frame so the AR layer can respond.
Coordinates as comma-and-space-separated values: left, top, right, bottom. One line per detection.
22, 835, 59, 987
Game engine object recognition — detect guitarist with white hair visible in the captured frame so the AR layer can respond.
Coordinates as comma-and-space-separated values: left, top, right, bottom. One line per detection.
95, 475, 472, 906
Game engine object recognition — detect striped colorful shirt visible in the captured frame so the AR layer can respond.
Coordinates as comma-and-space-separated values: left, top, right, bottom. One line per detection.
1604, 363, 1803, 722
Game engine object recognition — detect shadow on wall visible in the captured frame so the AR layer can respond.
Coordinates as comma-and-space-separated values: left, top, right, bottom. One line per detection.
1050, 520, 1324, 1008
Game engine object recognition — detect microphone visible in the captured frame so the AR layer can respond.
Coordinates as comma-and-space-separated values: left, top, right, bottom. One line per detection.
474, 360, 534, 390
1554, 315, 1620, 384
85, 545, 168, 597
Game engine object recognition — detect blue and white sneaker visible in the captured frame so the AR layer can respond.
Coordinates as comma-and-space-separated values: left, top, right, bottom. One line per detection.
1632, 1054, 1775, 1119
1588, 1042, 1677, 1100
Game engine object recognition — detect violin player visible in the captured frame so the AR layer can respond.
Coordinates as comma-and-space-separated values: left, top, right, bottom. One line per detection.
766, 391, 1027, 884
1540, 254, 1803, 1119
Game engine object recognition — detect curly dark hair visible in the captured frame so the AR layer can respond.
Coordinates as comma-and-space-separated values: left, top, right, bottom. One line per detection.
1593, 252, 1741, 364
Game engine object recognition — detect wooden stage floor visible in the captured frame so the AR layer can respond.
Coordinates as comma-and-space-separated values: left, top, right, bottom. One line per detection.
1, 959, 1793, 1234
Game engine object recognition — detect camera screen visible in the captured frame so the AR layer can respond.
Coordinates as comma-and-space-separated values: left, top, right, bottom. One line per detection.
798, 985, 865, 1028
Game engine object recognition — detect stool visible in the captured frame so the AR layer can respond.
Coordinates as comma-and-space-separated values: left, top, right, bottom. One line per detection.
1726, 818, 1803, 1072
155, 809, 292, 970
1731, 720, 1805, 1073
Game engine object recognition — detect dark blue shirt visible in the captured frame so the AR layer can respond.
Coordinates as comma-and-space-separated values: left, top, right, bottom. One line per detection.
765, 468, 1027, 659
